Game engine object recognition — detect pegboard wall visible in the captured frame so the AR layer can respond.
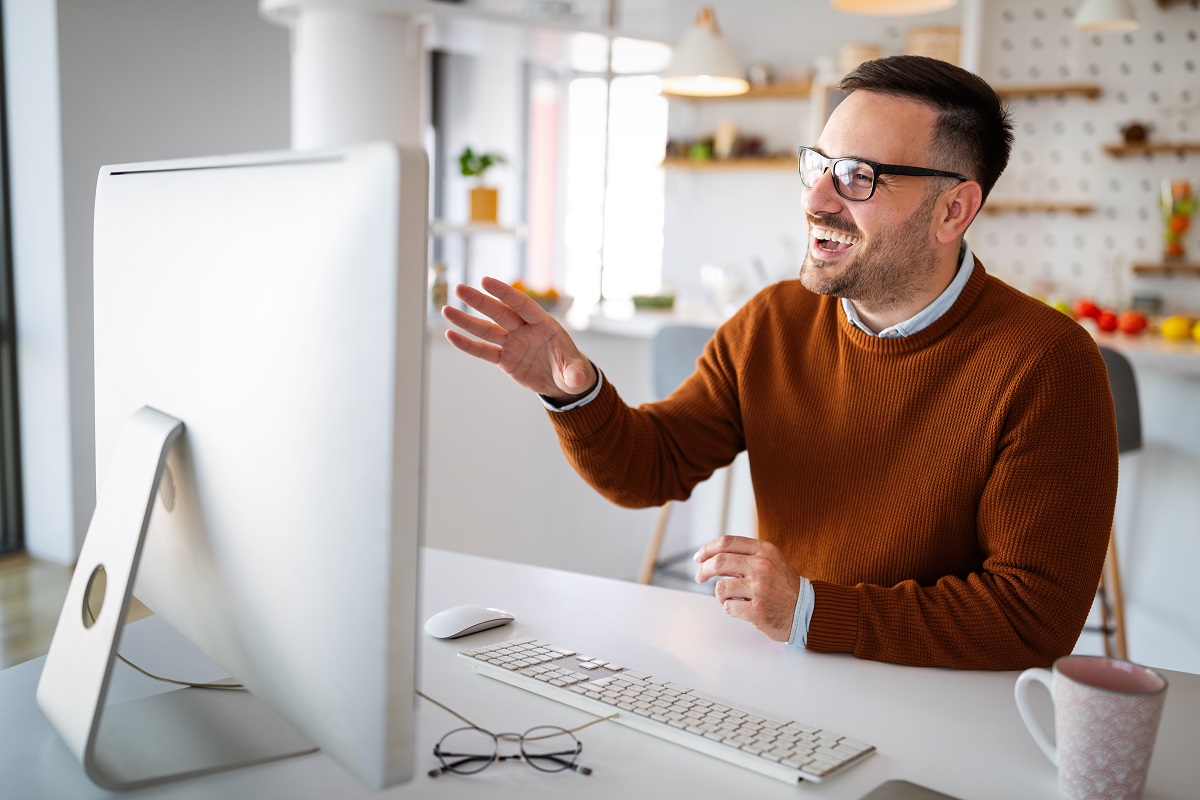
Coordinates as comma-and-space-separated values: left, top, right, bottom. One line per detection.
972, 0, 1200, 311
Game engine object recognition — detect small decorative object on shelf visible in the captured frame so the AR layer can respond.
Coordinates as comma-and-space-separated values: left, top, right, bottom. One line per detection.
1120, 120, 1153, 146
431, 262, 449, 310
459, 146, 507, 224
1161, 178, 1196, 260
745, 62, 774, 87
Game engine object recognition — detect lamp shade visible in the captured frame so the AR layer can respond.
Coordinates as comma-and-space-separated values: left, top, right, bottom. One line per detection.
1073, 0, 1139, 31
832, 0, 957, 14
661, 7, 748, 97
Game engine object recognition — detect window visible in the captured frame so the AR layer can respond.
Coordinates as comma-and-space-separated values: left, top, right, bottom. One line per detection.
563, 74, 667, 304
0, 7, 23, 555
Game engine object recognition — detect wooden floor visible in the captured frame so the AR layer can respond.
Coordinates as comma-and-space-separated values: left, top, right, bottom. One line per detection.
0, 552, 151, 669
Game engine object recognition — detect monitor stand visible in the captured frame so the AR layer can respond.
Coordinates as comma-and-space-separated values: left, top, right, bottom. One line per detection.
35, 406, 317, 791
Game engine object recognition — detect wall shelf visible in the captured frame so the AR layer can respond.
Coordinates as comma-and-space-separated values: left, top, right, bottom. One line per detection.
662, 156, 795, 171
1103, 142, 1200, 158
981, 201, 1095, 215
1132, 262, 1200, 277
993, 83, 1101, 100
663, 80, 812, 101
431, 221, 527, 238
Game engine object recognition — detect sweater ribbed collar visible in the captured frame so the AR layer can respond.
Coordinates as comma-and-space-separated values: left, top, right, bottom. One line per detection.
836, 257, 990, 355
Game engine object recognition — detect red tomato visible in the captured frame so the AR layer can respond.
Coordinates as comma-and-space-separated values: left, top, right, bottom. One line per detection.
1073, 298, 1101, 319
1097, 310, 1118, 332
1117, 310, 1147, 335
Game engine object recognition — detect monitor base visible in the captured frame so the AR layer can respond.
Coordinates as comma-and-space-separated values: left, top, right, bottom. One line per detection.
94, 682, 316, 790
35, 406, 316, 791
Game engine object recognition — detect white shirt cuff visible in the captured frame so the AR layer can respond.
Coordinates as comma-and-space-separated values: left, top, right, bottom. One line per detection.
787, 577, 815, 647
539, 365, 604, 412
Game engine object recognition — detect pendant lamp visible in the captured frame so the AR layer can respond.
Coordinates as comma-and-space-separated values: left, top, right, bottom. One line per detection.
832, 0, 957, 14
661, 7, 748, 97
1073, 0, 1139, 31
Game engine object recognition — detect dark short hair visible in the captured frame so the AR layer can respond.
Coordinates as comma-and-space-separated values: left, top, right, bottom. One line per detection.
838, 55, 1013, 204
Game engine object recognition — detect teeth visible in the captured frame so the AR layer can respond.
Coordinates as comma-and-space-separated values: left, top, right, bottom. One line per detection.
813, 227, 858, 245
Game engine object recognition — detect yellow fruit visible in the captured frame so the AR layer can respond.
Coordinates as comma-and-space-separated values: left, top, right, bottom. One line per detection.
1193, 319, 1200, 345
1160, 315, 1191, 342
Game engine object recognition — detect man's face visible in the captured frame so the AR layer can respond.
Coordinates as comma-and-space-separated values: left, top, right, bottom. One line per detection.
800, 91, 947, 310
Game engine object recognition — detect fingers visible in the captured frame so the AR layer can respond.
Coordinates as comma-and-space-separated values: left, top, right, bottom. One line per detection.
693, 535, 770, 565
693, 551, 748, 584
443, 328, 502, 364
477, 277, 552, 327
714, 577, 751, 604
693, 536, 780, 584
441, 304, 510, 342
453, 282, 530, 331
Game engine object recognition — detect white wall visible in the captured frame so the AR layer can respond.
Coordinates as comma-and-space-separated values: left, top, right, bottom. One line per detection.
434, 51, 527, 287
4, 0, 290, 562
3, 0, 73, 562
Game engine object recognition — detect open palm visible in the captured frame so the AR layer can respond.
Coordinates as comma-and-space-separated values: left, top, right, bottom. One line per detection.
442, 277, 595, 402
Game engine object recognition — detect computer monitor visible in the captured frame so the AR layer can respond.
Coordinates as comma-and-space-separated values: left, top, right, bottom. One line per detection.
36, 142, 429, 791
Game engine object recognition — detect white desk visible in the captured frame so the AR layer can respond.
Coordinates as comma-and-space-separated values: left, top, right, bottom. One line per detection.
3, 549, 1198, 799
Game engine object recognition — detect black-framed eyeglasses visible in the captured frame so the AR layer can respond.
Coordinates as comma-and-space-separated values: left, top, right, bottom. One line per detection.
798, 146, 968, 201
430, 725, 591, 777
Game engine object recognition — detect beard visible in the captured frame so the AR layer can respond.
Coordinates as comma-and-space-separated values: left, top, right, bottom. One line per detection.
800, 193, 941, 313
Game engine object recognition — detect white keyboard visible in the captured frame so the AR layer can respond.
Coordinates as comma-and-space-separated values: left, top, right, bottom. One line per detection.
458, 636, 875, 785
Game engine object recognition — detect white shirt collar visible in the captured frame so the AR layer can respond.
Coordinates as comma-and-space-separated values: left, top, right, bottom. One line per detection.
842, 240, 974, 338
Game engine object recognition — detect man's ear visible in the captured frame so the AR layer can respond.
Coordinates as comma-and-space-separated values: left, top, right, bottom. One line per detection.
934, 181, 983, 244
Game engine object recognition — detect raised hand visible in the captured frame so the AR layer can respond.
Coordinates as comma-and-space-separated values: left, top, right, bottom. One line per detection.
693, 536, 801, 642
442, 276, 596, 403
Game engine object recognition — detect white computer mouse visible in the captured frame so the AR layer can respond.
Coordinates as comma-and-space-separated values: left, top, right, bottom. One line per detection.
423, 605, 515, 639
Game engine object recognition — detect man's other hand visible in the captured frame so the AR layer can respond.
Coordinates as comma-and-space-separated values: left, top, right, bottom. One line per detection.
442, 276, 596, 403
694, 536, 800, 642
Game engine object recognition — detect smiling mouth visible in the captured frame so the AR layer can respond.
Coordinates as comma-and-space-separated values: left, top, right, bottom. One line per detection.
811, 226, 860, 256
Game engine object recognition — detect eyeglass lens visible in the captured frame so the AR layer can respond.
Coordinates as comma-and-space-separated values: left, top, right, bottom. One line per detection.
799, 149, 875, 200
432, 725, 583, 776
520, 725, 583, 773
433, 726, 497, 775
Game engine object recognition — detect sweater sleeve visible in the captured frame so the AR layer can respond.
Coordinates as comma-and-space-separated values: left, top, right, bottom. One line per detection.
544, 307, 758, 509
805, 328, 1119, 670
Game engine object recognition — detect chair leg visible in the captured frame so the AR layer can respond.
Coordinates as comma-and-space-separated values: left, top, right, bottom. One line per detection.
717, 467, 733, 538
1097, 568, 1113, 659
639, 502, 672, 585
1106, 526, 1129, 660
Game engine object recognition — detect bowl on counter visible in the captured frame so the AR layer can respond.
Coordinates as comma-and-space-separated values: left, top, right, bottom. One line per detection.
529, 294, 573, 316
632, 293, 676, 311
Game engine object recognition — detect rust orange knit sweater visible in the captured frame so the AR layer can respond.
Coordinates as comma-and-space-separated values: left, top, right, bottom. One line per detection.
548, 261, 1119, 670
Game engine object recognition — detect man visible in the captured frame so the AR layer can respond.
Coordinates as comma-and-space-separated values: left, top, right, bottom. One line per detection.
442, 56, 1118, 671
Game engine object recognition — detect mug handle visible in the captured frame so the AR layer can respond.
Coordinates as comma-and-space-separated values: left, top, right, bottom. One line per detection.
1014, 668, 1057, 764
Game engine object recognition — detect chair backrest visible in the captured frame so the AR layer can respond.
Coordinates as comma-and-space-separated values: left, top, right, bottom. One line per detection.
652, 324, 717, 400
1098, 346, 1142, 455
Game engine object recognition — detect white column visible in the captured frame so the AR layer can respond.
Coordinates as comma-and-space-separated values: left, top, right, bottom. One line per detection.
262, 1, 426, 149
958, 0, 984, 76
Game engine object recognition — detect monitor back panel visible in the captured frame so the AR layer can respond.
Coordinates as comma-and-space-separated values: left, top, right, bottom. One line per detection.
92, 142, 428, 788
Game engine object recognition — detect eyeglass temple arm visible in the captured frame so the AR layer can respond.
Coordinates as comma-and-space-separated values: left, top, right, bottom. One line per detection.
427, 752, 500, 778
526, 753, 593, 775
877, 163, 967, 181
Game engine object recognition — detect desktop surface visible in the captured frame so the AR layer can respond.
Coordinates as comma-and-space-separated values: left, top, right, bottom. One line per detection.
3, 548, 1199, 799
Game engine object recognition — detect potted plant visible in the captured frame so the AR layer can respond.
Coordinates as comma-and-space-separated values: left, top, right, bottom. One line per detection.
458, 146, 507, 224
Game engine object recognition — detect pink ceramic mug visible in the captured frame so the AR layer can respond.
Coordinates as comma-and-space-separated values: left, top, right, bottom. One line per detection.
1015, 656, 1168, 800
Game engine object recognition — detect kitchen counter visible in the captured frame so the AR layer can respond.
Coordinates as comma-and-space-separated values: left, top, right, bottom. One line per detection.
1092, 332, 1200, 376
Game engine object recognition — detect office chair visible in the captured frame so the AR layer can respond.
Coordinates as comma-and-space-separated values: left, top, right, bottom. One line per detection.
1087, 345, 1142, 660
637, 324, 732, 585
